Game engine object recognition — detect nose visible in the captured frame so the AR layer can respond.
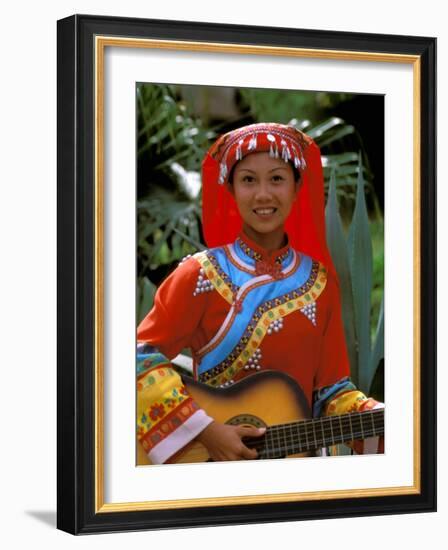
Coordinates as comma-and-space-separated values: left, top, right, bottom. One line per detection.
254, 182, 273, 202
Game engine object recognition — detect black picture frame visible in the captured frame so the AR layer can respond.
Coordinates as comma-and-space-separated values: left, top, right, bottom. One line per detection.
57, 14, 436, 534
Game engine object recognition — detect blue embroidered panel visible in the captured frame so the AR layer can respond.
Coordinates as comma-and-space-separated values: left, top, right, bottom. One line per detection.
198, 254, 313, 375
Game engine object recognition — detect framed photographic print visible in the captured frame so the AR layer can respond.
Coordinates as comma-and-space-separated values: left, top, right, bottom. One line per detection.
57, 14, 436, 534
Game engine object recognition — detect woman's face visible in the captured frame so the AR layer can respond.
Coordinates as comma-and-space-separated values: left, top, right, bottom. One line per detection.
230, 152, 299, 248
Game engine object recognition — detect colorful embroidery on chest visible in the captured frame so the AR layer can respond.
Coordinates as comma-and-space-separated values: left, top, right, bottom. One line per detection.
236, 237, 290, 265
193, 251, 238, 303
195, 249, 301, 363
198, 261, 328, 386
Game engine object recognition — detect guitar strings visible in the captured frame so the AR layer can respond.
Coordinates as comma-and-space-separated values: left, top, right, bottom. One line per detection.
265, 409, 384, 434
243, 410, 384, 441
261, 411, 384, 442
255, 434, 382, 459
245, 426, 384, 451
247, 429, 385, 457
242, 411, 384, 456
252, 419, 384, 451
248, 426, 385, 458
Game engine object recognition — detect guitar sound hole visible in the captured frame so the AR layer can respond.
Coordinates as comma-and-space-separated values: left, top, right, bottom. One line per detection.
226, 414, 266, 429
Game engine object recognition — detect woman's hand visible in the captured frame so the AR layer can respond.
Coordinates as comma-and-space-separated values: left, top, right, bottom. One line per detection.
196, 421, 266, 461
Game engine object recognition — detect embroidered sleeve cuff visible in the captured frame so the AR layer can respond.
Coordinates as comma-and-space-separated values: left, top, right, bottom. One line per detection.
137, 343, 171, 377
147, 409, 214, 465
312, 377, 355, 417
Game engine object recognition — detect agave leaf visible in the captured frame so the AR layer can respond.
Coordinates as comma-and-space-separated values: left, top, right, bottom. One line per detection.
347, 157, 373, 393
327, 164, 368, 178
322, 152, 359, 166
325, 170, 358, 381
138, 277, 157, 323
323, 175, 358, 194
330, 188, 356, 201
367, 296, 384, 394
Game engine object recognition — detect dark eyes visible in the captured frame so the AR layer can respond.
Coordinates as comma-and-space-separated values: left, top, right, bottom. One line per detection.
240, 175, 284, 183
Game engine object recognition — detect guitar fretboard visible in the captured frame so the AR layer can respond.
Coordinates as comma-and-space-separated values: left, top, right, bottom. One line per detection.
245, 409, 384, 459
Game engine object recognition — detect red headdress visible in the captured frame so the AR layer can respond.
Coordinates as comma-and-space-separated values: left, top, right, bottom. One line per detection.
201, 122, 335, 275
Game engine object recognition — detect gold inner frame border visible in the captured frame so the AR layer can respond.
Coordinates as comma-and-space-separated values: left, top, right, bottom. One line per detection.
94, 35, 421, 513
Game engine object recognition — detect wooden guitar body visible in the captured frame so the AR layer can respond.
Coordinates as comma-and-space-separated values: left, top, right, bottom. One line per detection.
137, 370, 312, 465
137, 370, 384, 465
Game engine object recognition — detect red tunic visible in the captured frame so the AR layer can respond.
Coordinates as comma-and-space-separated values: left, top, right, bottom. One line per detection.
137, 237, 350, 407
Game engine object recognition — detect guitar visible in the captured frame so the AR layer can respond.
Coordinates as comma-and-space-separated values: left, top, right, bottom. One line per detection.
137, 370, 384, 465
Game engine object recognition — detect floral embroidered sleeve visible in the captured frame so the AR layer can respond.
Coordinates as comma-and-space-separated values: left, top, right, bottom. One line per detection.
136, 258, 214, 464
313, 379, 384, 454
137, 344, 213, 464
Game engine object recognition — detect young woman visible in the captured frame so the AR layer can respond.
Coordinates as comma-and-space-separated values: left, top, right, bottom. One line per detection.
137, 122, 383, 464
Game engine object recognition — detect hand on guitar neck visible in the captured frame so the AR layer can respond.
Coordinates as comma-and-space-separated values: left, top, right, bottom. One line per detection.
196, 421, 266, 461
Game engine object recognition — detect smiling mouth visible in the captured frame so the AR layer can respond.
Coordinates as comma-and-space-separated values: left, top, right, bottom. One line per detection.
253, 207, 277, 216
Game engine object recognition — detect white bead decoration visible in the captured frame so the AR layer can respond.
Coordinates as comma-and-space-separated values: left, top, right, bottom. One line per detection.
179, 253, 192, 265
244, 348, 263, 371
267, 317, 284, 335
219, 379, 235, 388
193, 268, 214, 296
300, 302, 317, 326
216, 127, 307, 185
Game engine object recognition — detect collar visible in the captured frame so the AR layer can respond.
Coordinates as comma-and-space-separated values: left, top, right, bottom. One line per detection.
236, 231, 291, 266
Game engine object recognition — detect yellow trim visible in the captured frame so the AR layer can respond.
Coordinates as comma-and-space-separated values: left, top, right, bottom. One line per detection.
94, 35, 422, 512
194, 252, 234, 304
208, 263, 328, 386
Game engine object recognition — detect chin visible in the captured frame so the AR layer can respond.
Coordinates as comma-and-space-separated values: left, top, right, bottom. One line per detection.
255, 226, 279, 234
251, 220, 282, 233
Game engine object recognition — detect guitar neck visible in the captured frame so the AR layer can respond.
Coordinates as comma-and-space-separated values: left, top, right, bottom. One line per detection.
247, 409, 384, 459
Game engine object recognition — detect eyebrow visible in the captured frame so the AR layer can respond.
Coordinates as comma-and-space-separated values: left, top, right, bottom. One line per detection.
237, 166, 289, 173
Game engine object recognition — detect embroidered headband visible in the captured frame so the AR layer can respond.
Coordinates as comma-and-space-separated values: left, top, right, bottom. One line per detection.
205, 122, 313, 186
